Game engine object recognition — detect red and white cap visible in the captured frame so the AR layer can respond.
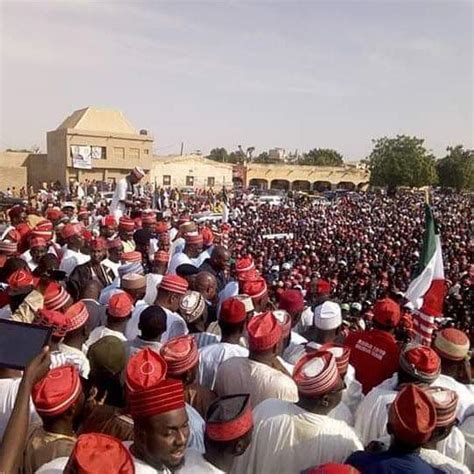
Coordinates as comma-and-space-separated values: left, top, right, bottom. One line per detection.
434, 328, 470, 362
65, 301, 90, 332
7, 269, 34, 293
319, 343, 351, 375
0, 240, 18, 255
293, 351, 340, 397
61, 223, 82, 240
235, 256, 255, 274
131, 167, 146, 179
240, 277, 267, 300
121, 251, 142, 263
31, 220, 54, 240
160, 275, 189, 295
32, 365, 82, 417
154, 250, 169, 263
160, 335, 199, 376
126, 348, 185, 419
424, 386, 458, 427
102, 215, 117, 227
247, 311, 282, 351
43, 282, 71, 311
119, 217, 135, 232
185, 233, 203, 245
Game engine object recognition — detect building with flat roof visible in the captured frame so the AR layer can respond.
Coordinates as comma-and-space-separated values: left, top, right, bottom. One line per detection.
150, 155, 233, 189
46, 107, 154, 187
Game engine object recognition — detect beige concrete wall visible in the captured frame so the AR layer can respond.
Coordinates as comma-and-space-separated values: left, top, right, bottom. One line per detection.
25, 154, 50, 189
150, 156, 233, 189
46, 129, 68, 184
0, 167, 27, 191
246, 163, 370, 189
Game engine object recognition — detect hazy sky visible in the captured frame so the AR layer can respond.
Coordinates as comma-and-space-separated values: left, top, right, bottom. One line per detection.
0, 0, 472, 160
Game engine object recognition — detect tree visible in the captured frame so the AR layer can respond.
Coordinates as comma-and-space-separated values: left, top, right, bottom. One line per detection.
254, 151, 270, 163
227, 151, 245, 164
299, 148, 344, 166
366, 135, 438, 188
207, 147, 228, 163
436, 145, 473, 191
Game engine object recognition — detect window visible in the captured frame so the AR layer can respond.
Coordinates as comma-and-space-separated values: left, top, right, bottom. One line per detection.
143, 149, 149, 156
163, 175, 171, 186
207, 177, 215, 187
186, 176, 194, 186
91, 146, 106, 160
129, 148, 140, 160
114, 147, 125, 159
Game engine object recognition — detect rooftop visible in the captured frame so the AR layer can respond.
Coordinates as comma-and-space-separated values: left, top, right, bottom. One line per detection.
56, 107, 139, 135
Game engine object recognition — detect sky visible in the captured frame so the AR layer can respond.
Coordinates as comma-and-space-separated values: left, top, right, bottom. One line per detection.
0, 0, 472, 161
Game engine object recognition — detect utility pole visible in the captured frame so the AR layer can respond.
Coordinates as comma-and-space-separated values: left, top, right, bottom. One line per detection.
180, 142, 184, 156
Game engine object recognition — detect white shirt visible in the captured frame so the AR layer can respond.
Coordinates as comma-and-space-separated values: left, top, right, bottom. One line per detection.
215, 357, 298, 407
0, 378, 39, 440
124, 304, 188, 343
59, 247, 90, 276
110, 177, 128, 219
178, 448, 224, 474
57, 343, 90, 378
356, 373, 468, 463
198, 342, 249, 390
144, 273, 164, 305
460, 414, 474, 470
20, 249, 37, 271
419, 448, 470, 474
84, 325, 127, 352
168, 252, 193, 275
231, 398, 363, 474
35, 456, 68, 473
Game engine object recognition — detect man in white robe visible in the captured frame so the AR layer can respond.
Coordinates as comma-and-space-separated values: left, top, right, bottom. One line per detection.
231, 350, 362, 474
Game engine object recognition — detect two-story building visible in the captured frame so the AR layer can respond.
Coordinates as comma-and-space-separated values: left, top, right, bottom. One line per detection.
46, 107, 154, 187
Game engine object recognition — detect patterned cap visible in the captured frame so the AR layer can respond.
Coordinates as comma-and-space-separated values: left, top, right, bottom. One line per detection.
126, 348, 185, 419
434, 328, 470, 361
32, 366, 82, 417
35, 308, 69, 338
273, 310, 292, 338
61, 223, 82, 240
121, 251, 142, 263
65, 301, 89, 332
424, 386, 458, 427
119, 217, 135, 232
7, 268, 34, 294
247, 311, 282, 351
179, 291, 206, 323
43, 282, 71, 311
219, 297, 247, 324
235, 256, 255, 273
293, 351, 340, 397
160, 335, 199, 375
160, 275, 189, 295
400, 343, 441, 383
319, 343, 351, 375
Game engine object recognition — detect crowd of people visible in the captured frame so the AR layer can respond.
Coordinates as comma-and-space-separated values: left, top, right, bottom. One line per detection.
0, 166, 471, 473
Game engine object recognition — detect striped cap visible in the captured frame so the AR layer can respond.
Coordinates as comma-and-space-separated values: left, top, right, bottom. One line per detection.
121, 251, 142, 263
293, 351, 340, 397
154, 250, 169, 263
434, 328, 470, 361
32, 365, 82, 417
43, 282, 71, 311
185, 233, 203, 245
126, 348, 185, 419
160, 335, 199, 375
106, 238, 123, 250
424, 386, 458, 427
155, 221, 170, 234
61, 223, 82, 240
319, 343, 351, 375
131, 166, 145, 179
65, 301, 89, 332
119, 217, 135, 232
160, 275, 189, 295
400, 343, 441, 383
0, 240, 18, 256
31, 220, 54, 240
142, 213, 156, 225
102, 215, 117, 227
